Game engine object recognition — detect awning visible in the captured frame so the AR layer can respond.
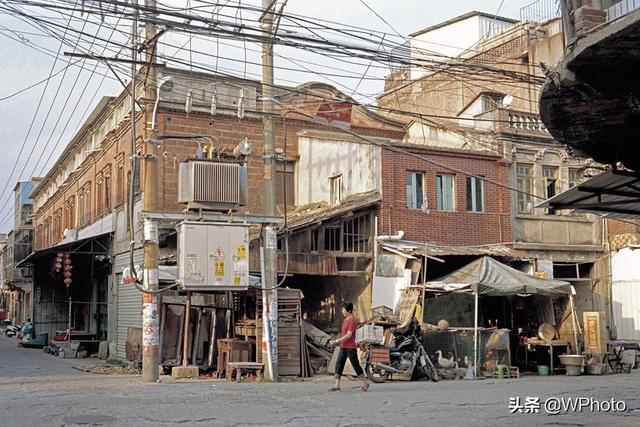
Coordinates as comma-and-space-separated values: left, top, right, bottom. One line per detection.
436, 256, 571, 296
16, 234, 110, 267
381, 240, 523, 258
538, 170, 640, 220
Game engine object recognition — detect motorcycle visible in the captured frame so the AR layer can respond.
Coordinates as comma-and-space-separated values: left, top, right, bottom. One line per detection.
3, 319, 20, 338
362, 321, 439, 383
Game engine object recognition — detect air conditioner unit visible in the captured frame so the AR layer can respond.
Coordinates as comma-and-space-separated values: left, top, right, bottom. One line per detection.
178, 160, 247, 211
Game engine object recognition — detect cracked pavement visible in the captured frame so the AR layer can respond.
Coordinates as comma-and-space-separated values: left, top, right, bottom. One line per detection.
0, 335, 638, 426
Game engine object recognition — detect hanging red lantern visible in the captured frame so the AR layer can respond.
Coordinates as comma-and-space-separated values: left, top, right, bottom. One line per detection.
63, 271, 72, 279
64, 278, 72, 287
63, 264, 73, 272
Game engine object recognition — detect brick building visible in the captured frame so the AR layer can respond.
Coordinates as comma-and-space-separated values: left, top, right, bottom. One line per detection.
377, 143, 511, 246
377, 11, 608, 344
24, 67, 409, 356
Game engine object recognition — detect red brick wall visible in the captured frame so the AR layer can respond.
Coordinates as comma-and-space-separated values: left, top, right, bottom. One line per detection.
378, 146, 512, 245
607, 218, 638, 236
157, 110, 404, 215
34, 107, 404, 249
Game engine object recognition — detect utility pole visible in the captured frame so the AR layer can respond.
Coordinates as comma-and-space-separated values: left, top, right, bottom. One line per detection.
141, 0, 160, 383
260, 0, 278, 381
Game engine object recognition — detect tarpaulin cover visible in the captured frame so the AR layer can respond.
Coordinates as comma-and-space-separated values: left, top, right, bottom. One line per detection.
437, 256, 571, 296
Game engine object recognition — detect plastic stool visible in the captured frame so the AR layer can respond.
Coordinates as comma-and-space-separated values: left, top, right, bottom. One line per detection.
509, 366, 520, 378
494, 364, 509, 379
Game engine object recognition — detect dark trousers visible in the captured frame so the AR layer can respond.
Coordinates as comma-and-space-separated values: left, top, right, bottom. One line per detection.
334, 347, 364, 379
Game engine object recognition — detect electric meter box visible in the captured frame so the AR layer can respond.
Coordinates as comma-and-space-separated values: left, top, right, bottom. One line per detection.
177, 221, 250, 290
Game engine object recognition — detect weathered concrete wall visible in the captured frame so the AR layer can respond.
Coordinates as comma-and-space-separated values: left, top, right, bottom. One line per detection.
296, 134, 382, 206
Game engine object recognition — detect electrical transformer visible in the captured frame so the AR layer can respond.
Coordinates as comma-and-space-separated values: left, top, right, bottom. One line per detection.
177, 221, 250, 290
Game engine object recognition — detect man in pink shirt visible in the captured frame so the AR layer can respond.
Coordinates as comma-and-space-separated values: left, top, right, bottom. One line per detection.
329, 302, 370, 392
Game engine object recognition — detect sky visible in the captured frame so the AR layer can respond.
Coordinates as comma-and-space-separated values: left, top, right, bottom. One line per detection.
0, 0, 537, 232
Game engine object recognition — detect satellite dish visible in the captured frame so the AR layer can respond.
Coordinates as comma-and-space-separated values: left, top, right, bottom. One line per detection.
501, 95, 513, 109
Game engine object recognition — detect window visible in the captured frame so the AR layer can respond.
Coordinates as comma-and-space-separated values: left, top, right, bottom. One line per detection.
104, 174, 111, 212
133, 155, 141, 194
406, 171, 424, 209
68, 197, 75, 229
96, 174, 103, 215
276, 161, 294, 206
342, 215, 371, 253
324, 226, 341, 251
543, 167, 558, 214
516, 164, 532, 213
85, 187, 91, 225
77, 193, 84, 227
466, 176, 484, 212
330, 174, 343, 205
116, 154, 125, 206
436, 174, 455, 211
569, 169, 582, 189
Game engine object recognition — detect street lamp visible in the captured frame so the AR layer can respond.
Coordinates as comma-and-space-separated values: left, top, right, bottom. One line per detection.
151, 75, 174, 130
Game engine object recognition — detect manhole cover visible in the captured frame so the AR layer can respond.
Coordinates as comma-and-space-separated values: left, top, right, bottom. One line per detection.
63, 415, 117, 426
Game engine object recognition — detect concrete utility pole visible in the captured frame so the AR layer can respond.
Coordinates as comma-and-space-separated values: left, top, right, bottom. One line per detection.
141, 0, 161, 383
260, 0, 278, 380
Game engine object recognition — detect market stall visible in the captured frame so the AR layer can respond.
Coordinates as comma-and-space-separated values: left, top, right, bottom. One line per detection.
428, 256, 575, 377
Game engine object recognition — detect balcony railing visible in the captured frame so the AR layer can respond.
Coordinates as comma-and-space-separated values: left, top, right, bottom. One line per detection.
606, 0, 640, 21
521, 0, 561, 24
473, 108, 550, 136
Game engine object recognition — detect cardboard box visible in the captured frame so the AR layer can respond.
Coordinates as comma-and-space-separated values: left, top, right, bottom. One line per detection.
356, 325, 384, 345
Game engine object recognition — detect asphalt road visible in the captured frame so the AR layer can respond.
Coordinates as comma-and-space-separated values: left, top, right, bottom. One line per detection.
0, 334, 638, 427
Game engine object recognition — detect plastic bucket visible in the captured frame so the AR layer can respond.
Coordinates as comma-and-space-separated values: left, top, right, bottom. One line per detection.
538, 365, 549, 376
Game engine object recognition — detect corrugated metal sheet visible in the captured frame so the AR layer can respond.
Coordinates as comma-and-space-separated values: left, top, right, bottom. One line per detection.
382, 240, 522, 258
612, 280, 640, 341
540, 170, 640, 219
115, 249, 143, 359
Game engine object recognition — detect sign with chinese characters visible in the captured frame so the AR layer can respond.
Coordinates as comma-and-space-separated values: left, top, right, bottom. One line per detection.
583, 311, 602, 354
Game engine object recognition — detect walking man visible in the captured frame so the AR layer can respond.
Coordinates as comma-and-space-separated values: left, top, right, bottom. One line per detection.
329, 302, 369, 392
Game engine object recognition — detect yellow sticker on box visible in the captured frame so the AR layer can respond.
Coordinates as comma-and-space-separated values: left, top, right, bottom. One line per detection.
235, 244, 247, 259
214, 259, 225, 277
233, 275, 241, 286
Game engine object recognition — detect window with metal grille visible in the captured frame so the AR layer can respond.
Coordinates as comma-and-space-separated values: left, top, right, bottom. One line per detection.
342, 214, 371, 253
324, 226, 341, 251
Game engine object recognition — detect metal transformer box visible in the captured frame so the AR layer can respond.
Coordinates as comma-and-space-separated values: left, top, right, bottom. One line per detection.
177, 222, 250, 290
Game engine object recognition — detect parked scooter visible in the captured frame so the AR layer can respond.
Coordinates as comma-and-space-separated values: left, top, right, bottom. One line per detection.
3, 319, 20, 337
362, 321, 439, 383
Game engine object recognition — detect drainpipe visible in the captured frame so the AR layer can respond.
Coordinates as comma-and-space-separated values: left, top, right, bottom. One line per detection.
375, 231, 405, 242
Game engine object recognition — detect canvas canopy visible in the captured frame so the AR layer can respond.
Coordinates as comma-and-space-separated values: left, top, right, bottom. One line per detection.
438, 256, 571, 296
432, 257, 573, 378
